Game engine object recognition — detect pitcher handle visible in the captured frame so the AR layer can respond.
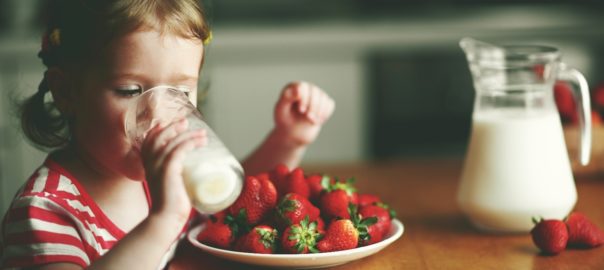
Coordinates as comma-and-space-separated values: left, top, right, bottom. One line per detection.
558, 63, 591, 165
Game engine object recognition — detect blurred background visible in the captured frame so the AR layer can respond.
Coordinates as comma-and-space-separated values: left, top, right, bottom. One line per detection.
1, 0, 603, 216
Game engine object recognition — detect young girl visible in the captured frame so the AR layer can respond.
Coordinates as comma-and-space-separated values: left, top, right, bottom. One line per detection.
0, 0, 335, 269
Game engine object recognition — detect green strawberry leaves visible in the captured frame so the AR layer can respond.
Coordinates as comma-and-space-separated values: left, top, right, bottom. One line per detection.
322, 176, 357, 196
376, 202, 397, 219
256, 227, 278, 249
286, 216, 323, 253
348, 203, 378, 241
225, 208, 252, 237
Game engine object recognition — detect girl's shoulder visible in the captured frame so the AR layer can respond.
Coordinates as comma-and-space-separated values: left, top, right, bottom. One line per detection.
1, 159, 125, 268
17, 158, 83, 199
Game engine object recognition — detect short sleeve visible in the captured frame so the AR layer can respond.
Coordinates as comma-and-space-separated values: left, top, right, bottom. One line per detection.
1, 194, 89, 269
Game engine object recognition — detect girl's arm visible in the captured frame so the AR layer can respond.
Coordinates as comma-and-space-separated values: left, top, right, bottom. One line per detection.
86, 213, 185, 269
34, 214, 184, 270
242, 81, 335, 175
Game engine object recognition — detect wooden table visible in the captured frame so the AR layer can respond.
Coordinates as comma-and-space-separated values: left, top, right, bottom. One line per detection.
169, 159, 604, 270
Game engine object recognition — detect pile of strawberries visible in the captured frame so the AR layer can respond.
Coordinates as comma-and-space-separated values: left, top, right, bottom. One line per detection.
197, 164, 396, 254
530, 212, 604, 255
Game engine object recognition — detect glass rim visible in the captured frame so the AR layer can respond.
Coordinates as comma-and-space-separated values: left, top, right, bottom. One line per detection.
463, 42, 562, 68
123, 85, 196, 144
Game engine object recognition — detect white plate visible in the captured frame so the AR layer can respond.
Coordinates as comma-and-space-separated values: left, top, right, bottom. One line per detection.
187, 219, 404, 269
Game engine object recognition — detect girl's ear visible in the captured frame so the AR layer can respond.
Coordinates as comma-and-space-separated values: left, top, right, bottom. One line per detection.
46, 67, 73, 116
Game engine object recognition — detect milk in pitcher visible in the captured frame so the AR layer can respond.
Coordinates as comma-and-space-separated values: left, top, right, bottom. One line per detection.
458, 109, 577, 232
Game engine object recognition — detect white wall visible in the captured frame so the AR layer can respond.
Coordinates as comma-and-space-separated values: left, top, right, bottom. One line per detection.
203, 51, 365, 162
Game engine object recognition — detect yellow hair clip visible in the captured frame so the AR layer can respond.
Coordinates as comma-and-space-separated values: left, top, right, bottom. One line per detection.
203, 31, 212, 46
49, 28, 61, 46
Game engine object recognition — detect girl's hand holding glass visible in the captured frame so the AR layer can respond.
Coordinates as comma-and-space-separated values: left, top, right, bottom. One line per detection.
140, 119, 207, 222
125, 86, 244, 215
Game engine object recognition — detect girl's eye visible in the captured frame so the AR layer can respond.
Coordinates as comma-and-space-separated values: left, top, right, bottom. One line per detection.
115, 85, 143, 97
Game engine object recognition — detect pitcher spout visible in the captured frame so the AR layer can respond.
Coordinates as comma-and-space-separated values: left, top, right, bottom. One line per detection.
459, 37, 505, 65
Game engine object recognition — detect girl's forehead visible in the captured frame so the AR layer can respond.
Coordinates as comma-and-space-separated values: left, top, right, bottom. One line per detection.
99, 29, 204, 79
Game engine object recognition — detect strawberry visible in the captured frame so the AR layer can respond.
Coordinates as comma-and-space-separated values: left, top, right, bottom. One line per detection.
319, 178, 358, 220
358, 203, 395, 246
255, 172, 271, 183
281, 168, 310, 198
592, 110, 602, 126
281, 217, 323, 254
533, 64, 546, 79
197, 212, 237, 249
566, 212, 604, 248
554, 80, 577, 124
229, 175, 277, 226
236, 225, 278, 254
306, 174, 330, 203
530, 217, 568, 255
593, 84, 604, 109
276, 193, 319, 228
317, 204, 376, 252
358, 194, 381, 207
270, 163, 290, 196
317, 219, 358, 252
315, 217, 326, 233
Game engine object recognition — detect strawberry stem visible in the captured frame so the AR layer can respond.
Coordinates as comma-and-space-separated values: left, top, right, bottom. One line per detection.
531, 216, 543, 225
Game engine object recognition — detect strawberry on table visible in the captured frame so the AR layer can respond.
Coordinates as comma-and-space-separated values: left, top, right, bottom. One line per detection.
320, 178, 358, 220
566, 212, 604, 248
592, 83, 604, 111
236, 225, 279, 254
229, 175, 278, 226
281, 217, 323, 254
276, 193, 320, 228
530, 217, 568, 255
554, 80, 577, 124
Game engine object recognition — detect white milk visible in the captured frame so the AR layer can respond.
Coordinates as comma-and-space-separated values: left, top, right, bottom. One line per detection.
182, 149, 243, 214
458, 109, 577, 232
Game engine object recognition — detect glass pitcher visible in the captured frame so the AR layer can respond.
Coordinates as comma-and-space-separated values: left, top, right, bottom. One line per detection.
457, 38, 591, 233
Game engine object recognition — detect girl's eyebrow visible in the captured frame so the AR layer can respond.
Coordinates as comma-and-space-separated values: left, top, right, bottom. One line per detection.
109, 73, 197, 83
108, 72, 146, 81
171, 74, 199, 84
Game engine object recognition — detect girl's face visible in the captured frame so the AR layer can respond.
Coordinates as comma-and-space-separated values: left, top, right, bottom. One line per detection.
70, 28, 204, 180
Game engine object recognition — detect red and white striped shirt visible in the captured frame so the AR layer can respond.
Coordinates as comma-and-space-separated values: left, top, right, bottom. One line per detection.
0, 158, 189, 269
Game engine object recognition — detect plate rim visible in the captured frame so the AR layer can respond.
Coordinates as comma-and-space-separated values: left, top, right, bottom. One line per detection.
187, 218, 404, 260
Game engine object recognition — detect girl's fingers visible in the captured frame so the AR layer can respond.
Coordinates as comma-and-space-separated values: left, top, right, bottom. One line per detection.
152, 129, 207, 170
276, 81, 334, 124
323, 97, 336, 122
141, 123, 164, 155
149, 119, 188, 156
307, 84, 325, 124
161, 132, 207, 180
290, 82, 310, 115
315, 90, 328, 124
319, 95, 335, 123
